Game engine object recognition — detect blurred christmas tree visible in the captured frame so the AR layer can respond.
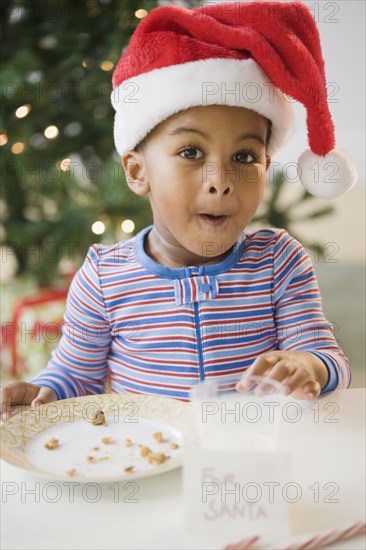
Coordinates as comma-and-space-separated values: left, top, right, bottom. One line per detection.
0, 0, 157, 285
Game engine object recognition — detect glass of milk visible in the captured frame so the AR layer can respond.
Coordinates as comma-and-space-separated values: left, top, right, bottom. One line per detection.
190, 373, 287, 452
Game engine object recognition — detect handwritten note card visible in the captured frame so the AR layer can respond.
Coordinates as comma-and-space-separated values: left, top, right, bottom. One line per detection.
183, 448, 291, 539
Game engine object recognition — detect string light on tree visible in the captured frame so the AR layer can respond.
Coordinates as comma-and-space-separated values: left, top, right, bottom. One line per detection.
91, 221, 105, 235
121, 219, 135, 234
100, 60, 114, 71
0, 133, 8, 146
11, 142, 25, 154
135, 9, 148, 19
44, 125, 59, 139
60, 158, 71, 171
15, 104, 32, 118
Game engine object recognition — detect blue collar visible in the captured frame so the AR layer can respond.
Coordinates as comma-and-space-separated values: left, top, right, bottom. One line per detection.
134, 225, 246, 280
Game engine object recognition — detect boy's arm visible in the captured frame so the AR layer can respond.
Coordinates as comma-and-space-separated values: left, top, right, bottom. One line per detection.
272, 230, 350, 395
29, 246, 112, 400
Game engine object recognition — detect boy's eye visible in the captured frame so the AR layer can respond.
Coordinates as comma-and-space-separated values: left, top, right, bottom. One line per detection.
179, 147, 204, 160
233, 151, 256, 163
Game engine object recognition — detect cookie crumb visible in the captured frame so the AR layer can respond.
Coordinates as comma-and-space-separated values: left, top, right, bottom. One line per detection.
87, 455, 96, 463
140, 446, 152, 457
170, 442, 179, 450
124, 466, 134, 473
44, 437, 59, 450
66, 468, 76, 476
99, 455, 110, 461
101, 436, 113, 444
125, 438, 132, 447
148, 452, 167, 465
152, 431, 164, 443
92, 446, 100, 451
91, 410, 105, 425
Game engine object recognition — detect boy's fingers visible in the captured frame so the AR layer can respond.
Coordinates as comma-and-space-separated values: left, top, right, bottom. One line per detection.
0, 387, 13, 419
0, 382, 55, 421
236, 353, 281, 391
292, 381, 321, 401
251, 360, 298, 395
31, 387, 57, 407
1, 385, 57, 421
280, 367, 319, 398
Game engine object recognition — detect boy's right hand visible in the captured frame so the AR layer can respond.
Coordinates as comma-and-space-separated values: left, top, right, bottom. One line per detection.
0, 382, 57, 421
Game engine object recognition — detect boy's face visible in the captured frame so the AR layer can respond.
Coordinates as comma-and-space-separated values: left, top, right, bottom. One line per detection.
122, 105, 270, 268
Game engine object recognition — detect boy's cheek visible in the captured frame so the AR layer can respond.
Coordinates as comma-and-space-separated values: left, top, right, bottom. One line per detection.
241, 164, 267, 183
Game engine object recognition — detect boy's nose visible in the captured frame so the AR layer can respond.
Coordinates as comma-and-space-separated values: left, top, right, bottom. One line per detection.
208, 182, 232, 196
203, 162, 235, 196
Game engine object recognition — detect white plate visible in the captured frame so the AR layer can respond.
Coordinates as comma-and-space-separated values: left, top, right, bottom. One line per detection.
0, 393, 196, 482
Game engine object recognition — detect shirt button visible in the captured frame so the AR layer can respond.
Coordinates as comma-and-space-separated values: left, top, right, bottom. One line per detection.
200, 283, 211, 293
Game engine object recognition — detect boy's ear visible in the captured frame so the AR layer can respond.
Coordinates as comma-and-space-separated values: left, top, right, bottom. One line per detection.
265, 155, 271, 171
121, 151, 150, 196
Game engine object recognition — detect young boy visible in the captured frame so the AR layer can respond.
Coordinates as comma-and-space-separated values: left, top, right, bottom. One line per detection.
0, 1, 357, 419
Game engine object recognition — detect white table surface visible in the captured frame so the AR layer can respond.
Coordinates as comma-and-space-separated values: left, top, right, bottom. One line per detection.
1, 388, 365, 550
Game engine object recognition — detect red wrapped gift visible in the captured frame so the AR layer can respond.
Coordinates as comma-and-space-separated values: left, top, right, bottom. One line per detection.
1, 289, 68, 378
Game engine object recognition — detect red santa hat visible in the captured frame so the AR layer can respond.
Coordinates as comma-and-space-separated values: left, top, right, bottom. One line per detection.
111, 1, 357, 199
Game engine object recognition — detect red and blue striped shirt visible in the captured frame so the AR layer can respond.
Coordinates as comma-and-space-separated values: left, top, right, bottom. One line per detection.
30, 226, 351, 400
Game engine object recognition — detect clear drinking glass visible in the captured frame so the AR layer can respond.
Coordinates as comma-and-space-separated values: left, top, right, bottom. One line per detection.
190, 373, 287, 452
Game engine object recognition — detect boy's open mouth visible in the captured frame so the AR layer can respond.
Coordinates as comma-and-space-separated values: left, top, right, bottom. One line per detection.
199, 213, 228, 226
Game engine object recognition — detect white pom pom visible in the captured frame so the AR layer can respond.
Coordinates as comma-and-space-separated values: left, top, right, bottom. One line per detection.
298, 149, 358, 199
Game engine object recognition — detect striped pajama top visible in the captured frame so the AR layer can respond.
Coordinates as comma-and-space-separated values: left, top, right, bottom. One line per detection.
30, 226, 351, 400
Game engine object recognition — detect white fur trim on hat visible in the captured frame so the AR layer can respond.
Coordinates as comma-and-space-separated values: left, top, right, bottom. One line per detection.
298, 149, 358, 199
111, 58, 294, 157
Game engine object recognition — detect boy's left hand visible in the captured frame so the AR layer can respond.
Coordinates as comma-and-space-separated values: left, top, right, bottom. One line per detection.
236, 350, 329, 400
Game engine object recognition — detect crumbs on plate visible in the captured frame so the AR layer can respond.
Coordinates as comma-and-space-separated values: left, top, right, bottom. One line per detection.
152, 431, 164, 443
91, 410, 106, 425
41, 425, 179, 476
44, 437, 59, 450
148, 452, 168, 465
140, 446, 152, 457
